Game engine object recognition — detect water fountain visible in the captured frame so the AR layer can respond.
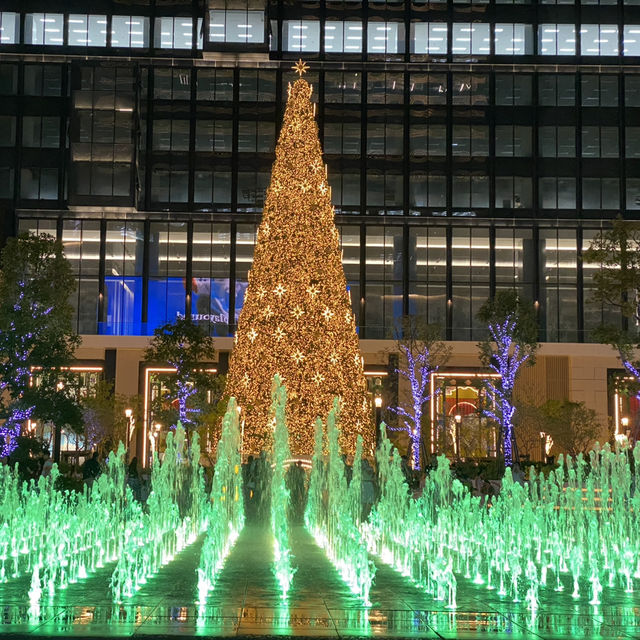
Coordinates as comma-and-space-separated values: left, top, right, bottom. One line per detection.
196, 398, 245, 603
111, 426, 207, 603
304, 398, 375, 605
270, 375, 296, 598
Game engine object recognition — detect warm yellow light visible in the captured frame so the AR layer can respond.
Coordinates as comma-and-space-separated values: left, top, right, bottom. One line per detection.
125, 408, 132, 419
374, 396, 383, 409
454, 414, 462, 424
225, 71, 372, 457
621, 416, 629, 428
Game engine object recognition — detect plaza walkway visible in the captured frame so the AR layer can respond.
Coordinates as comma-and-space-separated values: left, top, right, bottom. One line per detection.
0, 525, 638, 639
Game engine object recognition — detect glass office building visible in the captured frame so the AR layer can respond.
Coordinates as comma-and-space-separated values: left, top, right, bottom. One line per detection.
0, 0, 635, 434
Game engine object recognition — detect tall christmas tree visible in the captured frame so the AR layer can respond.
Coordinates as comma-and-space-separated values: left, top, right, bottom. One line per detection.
225, 61, 372, 457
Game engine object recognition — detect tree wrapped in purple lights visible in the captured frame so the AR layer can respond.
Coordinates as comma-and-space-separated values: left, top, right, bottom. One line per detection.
144, 317, 217, 430
583, 218, 640, 442
477, 290, 538, 468
388, 317, 451, 470
0, 233, 79, 457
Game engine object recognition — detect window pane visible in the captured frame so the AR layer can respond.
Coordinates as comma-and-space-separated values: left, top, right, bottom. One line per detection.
68, 14, 108, 47
25, 13, 64, 46
111, 16, 149, 48
209, 10, 264, 44
539, 24, 576, 55
494, 23, 533, 55
0, 12, 20, 44
367, 21, 403, 54
411, 22, 447, 54
282, 20, 320, 52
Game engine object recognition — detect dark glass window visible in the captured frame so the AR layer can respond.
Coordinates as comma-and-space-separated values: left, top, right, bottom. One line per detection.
238, 70, 276, 101
540, 228, 577, 342
151, 166, 189, 203
367, 72, 404, 104
581, 126, 619, 157
324, 71, 362, 104
625, 128, 640, 158
0, 167, 13, 198
366, 122, 403, 155
538, 126, 576, 157
329, 172, 361, 209
0, 116, 16, 146
0, 64, 17, 95
193, 170, 232, 204
495, 74, 532, 106
409, 73, 447, 105
152, 120, 190, 151
539, 177, 576, 209
582, 177, 619, 209
581, 75, 618, 107
452, 174, 489, 208
20, 167, 58, 200
237, 121, 275, 153
452, 125, 489, 156
196, 68, 234, 101
626, 178, 640, 210
154, 68, 191, 100
22, 116, 61, 148
452, 74, 489, 106
324, 122, 361, 155
23, 65, 62, 96
495, 125, 532, 157
495, 176, 532, 208
409, 173, 446, 208
625, 76, 640, 107
538, 75, 575, 106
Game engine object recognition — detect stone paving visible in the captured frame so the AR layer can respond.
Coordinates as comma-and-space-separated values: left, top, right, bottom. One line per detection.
0, 525, 638, 639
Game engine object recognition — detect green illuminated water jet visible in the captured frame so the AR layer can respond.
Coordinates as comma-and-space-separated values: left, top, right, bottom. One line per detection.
305, 398, 375, 605
270, 375, 296, 599
196, 397, 245, 604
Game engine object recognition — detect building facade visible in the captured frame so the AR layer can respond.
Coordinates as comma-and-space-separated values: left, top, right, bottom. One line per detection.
1, 0, 637, 454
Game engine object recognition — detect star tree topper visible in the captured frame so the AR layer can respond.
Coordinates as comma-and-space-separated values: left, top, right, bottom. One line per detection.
292, 59, 309, 77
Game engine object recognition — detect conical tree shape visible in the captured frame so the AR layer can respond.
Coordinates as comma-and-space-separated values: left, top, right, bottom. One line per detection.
225, 70, 372, 457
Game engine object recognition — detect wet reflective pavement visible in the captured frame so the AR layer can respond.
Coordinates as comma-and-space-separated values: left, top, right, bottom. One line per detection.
0, 525, 638, 639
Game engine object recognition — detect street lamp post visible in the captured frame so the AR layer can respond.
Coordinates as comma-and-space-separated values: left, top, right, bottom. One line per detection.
53, 381, 64, 463
374, 395, 383, 448
454, 413, 462, 460
125, 408, 134, 453
149, 423, 161, 462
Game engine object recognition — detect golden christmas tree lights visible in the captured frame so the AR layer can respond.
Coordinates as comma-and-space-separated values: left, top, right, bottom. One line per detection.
225, 62, 372, 457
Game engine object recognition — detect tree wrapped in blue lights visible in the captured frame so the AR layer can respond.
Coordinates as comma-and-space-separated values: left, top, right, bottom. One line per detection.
144, 317, 217, 430
0, 233, 79, 457
477, 290, 538, 467
388, 317, 451, 470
